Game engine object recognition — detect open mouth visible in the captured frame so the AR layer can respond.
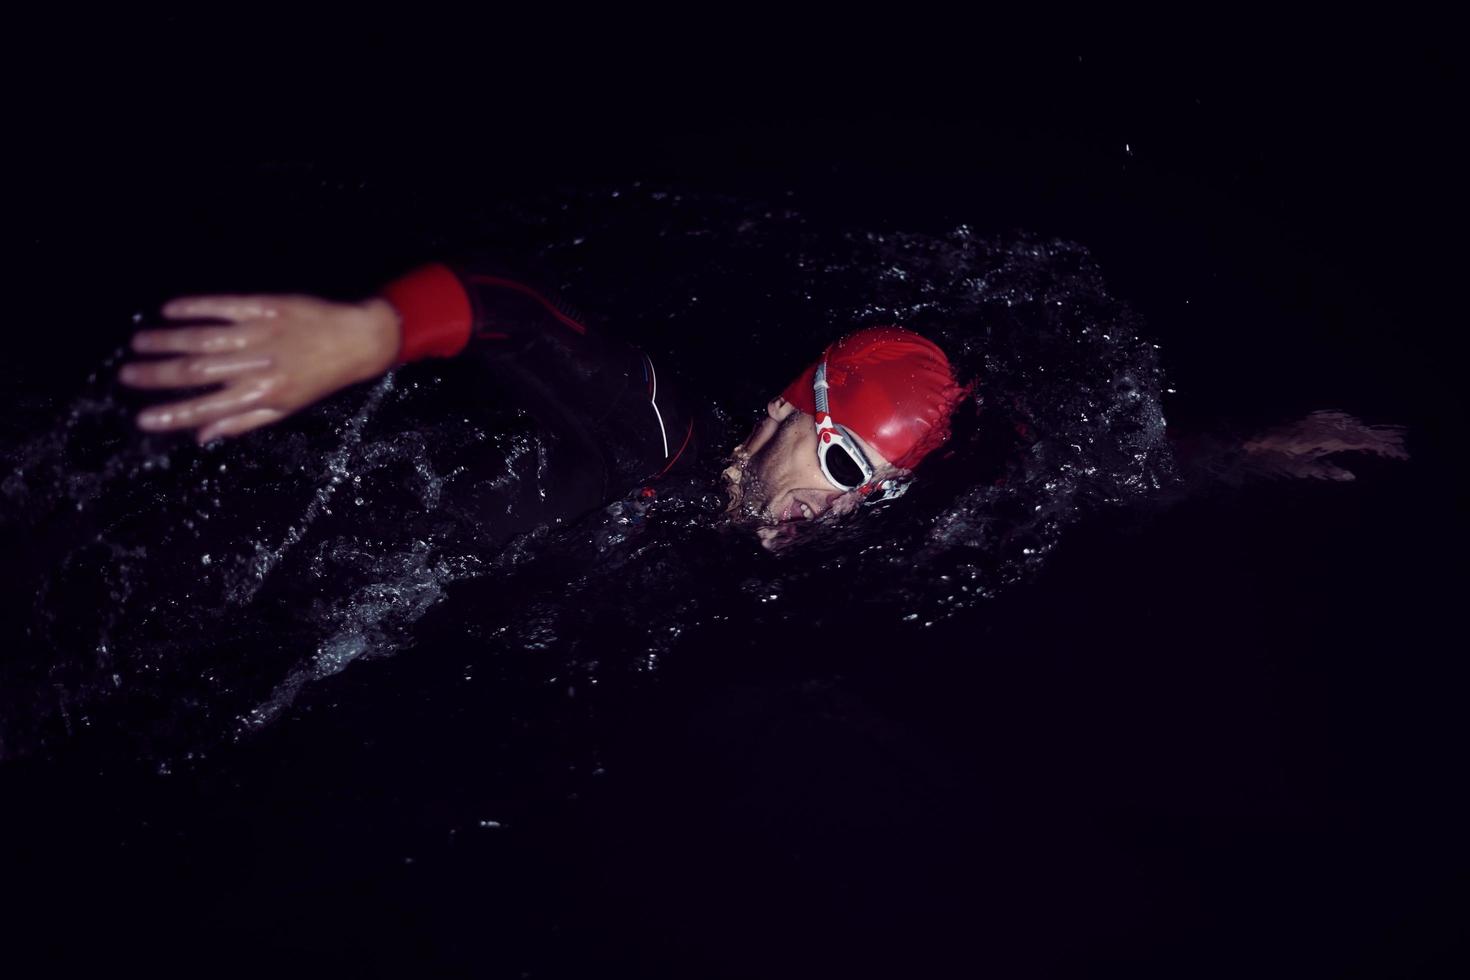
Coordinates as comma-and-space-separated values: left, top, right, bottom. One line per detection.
776, 496, 817, 523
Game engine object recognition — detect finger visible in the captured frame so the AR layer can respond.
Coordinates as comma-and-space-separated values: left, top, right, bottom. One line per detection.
1365, 427, 1411, 460
118, 353, 274, 389
136, 378, 276, 433
1300, 461, 1356, 481
1343, 440, 1410, 461
130, 321, 274, 355
197, 408, 287, 444
160, 294, 294, 323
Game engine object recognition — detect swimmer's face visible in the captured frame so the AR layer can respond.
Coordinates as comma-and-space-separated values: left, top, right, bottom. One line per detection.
722, 396, 903, 548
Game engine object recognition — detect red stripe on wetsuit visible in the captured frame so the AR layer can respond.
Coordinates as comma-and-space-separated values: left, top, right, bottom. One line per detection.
379, 262, 587, 365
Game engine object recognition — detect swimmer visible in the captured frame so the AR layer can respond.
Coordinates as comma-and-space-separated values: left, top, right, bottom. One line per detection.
117, 256, 1407, 551
118, 257, 971, 551
720, 326, 967, 550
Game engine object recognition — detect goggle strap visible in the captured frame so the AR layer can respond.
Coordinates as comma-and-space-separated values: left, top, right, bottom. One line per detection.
813, 360, 910, 503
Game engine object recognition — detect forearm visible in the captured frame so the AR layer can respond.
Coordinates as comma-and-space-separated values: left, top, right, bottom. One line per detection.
1166, 412, 1409, 488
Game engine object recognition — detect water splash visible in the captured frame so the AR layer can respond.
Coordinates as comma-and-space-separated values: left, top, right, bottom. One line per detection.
0, 182, 1180, 766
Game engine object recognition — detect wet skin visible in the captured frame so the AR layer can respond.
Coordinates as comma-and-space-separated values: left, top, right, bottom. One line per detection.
722, 395, 907, 549
118, 295, 401, 444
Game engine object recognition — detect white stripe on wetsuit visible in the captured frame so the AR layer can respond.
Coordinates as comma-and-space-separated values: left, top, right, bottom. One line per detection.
646, 354, 670, 458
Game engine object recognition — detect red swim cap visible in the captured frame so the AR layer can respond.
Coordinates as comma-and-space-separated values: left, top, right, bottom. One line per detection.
780, 326, 969, 471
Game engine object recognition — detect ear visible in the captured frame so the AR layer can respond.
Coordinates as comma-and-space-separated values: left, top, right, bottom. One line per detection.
767, 396, 798, 421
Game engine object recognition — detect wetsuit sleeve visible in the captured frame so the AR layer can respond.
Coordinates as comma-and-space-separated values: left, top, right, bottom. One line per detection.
377, 254, 698, 497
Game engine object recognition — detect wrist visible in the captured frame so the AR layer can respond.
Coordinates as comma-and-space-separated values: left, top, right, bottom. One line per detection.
347, 296, 404, 382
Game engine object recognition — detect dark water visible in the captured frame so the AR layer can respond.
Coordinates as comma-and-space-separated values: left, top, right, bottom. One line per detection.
2, 188, 1181, 758
4, 28, 1466, 978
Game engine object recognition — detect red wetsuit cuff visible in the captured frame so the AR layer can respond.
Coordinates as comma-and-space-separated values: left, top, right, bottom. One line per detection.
379, 262, 474, 364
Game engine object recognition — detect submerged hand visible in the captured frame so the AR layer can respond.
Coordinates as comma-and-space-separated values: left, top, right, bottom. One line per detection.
1242, 410, 1410, 481
119, 294, 401, 444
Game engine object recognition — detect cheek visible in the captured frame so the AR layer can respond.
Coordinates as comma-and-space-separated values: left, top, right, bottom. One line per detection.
764, 423, 825, 486
738, 417, 779, 458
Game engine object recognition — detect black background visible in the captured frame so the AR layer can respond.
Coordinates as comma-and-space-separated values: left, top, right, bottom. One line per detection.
5, 15, 1466, 978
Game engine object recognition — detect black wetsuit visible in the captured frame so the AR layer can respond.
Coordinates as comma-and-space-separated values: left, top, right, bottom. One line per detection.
384, 254, 1250, 548
386, 253, 701, 544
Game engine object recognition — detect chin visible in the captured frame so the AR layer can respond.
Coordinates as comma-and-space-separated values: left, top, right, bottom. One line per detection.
719, 485, 765, 526
722, 471, 777, 526
720, 471, 746, 515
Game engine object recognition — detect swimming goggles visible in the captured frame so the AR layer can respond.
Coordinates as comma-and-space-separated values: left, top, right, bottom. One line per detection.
813, 362, 910, 503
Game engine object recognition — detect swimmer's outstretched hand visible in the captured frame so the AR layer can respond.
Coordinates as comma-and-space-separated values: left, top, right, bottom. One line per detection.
1242, 410, 1410, 481
119, 295, 401, 444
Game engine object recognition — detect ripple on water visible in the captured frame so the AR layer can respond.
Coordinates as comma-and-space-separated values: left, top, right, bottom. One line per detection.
0, 185, 1176, 765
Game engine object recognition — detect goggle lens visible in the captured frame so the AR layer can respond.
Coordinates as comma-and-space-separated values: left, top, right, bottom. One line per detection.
822, 442, 867, 490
